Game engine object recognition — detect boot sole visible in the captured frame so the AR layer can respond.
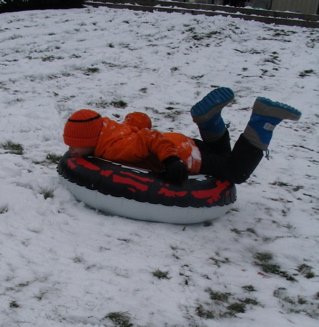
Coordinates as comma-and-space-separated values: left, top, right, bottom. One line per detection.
191, 87, 234, 124
253, 97, 301, 121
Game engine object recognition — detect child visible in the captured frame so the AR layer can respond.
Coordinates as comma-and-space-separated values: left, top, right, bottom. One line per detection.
63, 87, 301, 184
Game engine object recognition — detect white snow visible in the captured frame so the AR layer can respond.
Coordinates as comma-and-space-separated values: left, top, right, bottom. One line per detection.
0, 5, 318, 327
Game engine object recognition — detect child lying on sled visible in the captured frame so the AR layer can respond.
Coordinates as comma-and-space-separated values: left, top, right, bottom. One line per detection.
63, 87, 301, 184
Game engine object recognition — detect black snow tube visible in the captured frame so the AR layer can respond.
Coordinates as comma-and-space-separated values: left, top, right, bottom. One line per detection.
58, 152, 236, 224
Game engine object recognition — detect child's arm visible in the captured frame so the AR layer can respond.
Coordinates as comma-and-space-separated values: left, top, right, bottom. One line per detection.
95, 120, 189, 183
99, 128, 179, 163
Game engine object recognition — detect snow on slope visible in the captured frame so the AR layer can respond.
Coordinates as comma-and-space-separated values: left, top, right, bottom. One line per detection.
0, 6, 318, 327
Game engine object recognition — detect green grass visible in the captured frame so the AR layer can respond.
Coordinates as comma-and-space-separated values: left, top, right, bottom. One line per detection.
242, 285, 257, 292
152, 269, 170, 279
46, 153, 62, 164
227, 302, 246, 314
0, 205, 8, 214
253, 252, 296, 282
299, 69, 314, 77
86, 99, 109, 108
2, 141, 24, 155
9, 300, 20, 308
139, 87, 147, 94
196, 305, 215, 319
105, 311, 132, 327
298, 264, 315, 279
192, 30, 221, 41
41, 55, 64, 62
40, 188, 54, 200
208, 289, 231, 303
196, 288, 260, 320
83, 67, 100, 75
110, 100, 128, 109
273, 287, 319, 319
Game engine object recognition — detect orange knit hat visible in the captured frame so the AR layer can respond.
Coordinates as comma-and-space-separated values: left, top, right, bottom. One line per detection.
63, 109, 103, 148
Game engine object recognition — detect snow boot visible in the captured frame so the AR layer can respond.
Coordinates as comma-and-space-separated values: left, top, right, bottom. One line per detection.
191, 87, 234, 142
244, 97, 302, 151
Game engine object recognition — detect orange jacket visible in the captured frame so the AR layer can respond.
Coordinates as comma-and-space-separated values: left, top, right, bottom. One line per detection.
94, 113, 201, 174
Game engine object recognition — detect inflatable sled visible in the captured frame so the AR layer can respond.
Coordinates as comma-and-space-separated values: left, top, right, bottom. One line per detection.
58, 152, 236, 224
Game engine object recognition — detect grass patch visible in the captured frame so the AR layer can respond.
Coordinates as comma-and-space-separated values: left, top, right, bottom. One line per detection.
40, 188, 54, 200
34, 289, 48, 301
227, 302, 246, 314
208, 289, 231, 302
253, 252, 296, 281
209, 256, 230, 267
110, 100, 127, 109
87, 98, 127, 109
299, 69, 314, 77
259, 263, 281, 274
152, 269, 170, 279
105, 311, 132, 327
263, 52, 280, 64
298, 264, 315, 279
241, 298, 259, 306
196, 288, 260, 319
73, 255, 84, 264
0, 204, 9, 214
273, 287, 319, 319
2, 141, 24, 155
270, 180, 291, 187
33, 153, 62, 166
270, 180, 304, 193
231, 228, 258, 236
42, 55, 64, 62
192, 30, 221, 41
191, 74, 204, 80
9, 300, 20, 308
196, 305, 215, 319
242, 285, 257, 292
87, 99, 109, 108
139, 87, 147, 94
70, 54, 81, 59
46, 153, 62, 164
84, 67, 100, 75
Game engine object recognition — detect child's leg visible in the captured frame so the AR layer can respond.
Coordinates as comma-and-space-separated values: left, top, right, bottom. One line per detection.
199, 134, 263, 184
198, 97, 301, 184
194, 129, 232, 156
243, 97, 302, 150
191, 87, 234, 143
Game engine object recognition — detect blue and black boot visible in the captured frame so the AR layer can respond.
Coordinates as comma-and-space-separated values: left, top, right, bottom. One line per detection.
191, 87, 234, 142
244, 97, 302, 151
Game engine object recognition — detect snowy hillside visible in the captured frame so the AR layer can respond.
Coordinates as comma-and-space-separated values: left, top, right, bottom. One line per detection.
0, 6, 318, 327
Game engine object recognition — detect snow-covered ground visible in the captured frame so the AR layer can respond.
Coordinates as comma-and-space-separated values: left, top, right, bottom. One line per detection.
0, 6, 318, 327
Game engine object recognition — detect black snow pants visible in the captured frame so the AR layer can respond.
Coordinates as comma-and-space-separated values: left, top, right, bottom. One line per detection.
193, 130, 263, 184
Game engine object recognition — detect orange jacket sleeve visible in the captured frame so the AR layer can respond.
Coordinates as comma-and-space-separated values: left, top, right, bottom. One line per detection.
94, 117, 178, 164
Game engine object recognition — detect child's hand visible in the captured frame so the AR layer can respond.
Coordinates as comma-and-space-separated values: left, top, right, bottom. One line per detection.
162, 156, 188, 184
